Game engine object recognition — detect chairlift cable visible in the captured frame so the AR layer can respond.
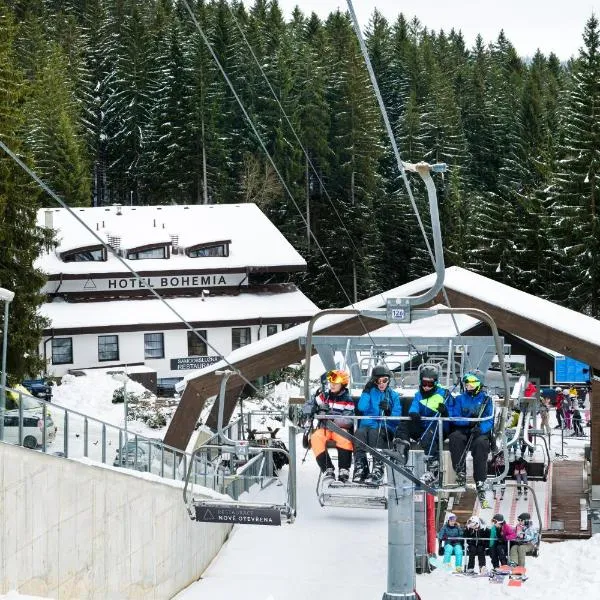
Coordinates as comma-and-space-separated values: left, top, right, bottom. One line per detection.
0, 139, 262, 397
345, 0, 476, 374
180, 0, 406, 377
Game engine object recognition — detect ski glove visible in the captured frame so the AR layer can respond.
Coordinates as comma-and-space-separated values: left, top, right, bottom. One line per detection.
318, 404, 331, 414
379, 399, 391, 416
437, 403, 449, 417
409, 411, 421, 423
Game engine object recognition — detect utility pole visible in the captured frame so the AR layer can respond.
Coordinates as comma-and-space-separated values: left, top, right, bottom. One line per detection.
351, 171, 357, 303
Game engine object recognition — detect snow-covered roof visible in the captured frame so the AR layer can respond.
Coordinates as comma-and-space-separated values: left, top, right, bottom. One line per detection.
36, 204, 306, 275
178, 266, 600, 385
40, 287, 319, 331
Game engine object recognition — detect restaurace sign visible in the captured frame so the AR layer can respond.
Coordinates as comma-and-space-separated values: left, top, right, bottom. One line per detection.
43, 272, 247, 294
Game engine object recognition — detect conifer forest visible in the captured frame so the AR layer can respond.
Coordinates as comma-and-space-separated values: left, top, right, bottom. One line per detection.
0, 0, 599, 380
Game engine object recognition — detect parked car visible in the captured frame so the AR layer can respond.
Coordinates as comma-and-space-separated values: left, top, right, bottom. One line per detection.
113, 438, 178, 474
22, 378, 53, 399
156, 377, 183, 398
2, 394, 56, 449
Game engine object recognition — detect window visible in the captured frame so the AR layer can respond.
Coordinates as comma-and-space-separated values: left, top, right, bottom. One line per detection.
52, 338, 73, 364
144, 333, 164, 359
266, 325, 278, 336
127, 246, 167, 260
232, 327, 251, 350
63, 248, 106, 262
98, 335, 119, 362
186, 240, 230, 258
282, 323, 296, 330
187, 330, 207, 356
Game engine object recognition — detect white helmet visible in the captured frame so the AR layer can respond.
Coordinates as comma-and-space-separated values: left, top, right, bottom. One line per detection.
555, 387, 562, 393
467, 515, 481, 529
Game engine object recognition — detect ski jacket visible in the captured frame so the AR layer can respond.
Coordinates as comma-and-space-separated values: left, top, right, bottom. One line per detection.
465, 526, 490, 552
409, 384, 450, 433
357, 385, 402, 432
437, 523, 464, 546
513, 458, 528, 476
447, 390, 494, 434
524, 382, 537, 398
498, 522, 517, 542
302, 388, 355, 430
515, 523, 539, 545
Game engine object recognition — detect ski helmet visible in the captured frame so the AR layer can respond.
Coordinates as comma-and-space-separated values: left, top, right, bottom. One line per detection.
517, 512, 531, 522
326, 369, 350, 386
419, 366, 439, 394
446, 512, 457, 522
371, 365, 391, 380
463, 371, 482, 395
555, 387, 562, 393
420, 366, 439, 383
492, 513, 504, 523
466, 515, 481, 529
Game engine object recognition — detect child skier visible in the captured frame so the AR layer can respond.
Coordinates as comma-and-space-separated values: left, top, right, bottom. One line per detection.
513, 456, 529, 499
464, 515, 489, 575
437, 513, 464, 572
510, 512, 539, 567
489, 514, 516, 569
302, 370, 355, 483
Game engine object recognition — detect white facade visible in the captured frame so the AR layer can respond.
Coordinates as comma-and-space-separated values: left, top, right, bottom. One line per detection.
42, 322, 293, 378
36, 204, 319, 380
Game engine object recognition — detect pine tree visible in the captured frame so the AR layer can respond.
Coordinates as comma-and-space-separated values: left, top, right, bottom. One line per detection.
547, 15, 600, 315
0, 4, 52, 380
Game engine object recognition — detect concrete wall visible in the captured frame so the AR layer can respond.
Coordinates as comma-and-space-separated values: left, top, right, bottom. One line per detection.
42, 323, 283, 379
0, 442, 231, 599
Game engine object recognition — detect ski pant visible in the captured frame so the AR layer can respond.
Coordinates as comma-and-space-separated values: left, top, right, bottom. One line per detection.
489, 542, 508, 568
467, 545, 487, 570
448, 428, 490, 483
509, 542, 535, 567
311, 427, 353, 472
515, 472, 528, 493
410, 421, 446, 460
573, 420, 584, 436
354, 425, 392, 469
443, 543, 463, 567
555, 408, 564, 428
540, 413, 551, 435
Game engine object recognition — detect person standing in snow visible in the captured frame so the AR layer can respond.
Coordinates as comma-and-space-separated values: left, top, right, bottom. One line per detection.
404, 366, 450, 484
464, 515, 490, 575
554, 387, 565, 429
539, 395, 551, 435
302, 370, 355, 483
510, 512, 539, 567
353, 365, 406, 484
447, 371, 494, 505
437, 513, 464, 572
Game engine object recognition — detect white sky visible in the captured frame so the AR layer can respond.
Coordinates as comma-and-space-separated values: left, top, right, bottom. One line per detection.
277, 0, 597, 59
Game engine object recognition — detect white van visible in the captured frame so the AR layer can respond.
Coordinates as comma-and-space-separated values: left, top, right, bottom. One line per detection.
2, 394, 56, 449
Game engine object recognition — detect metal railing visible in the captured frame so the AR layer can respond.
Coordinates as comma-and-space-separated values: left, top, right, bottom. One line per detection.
0, 384, 288, 501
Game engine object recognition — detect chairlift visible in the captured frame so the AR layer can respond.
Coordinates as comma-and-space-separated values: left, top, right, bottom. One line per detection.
183, 370, 297, 526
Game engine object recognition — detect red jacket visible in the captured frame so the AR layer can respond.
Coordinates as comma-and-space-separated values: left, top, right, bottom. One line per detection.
524, 382, 537, 398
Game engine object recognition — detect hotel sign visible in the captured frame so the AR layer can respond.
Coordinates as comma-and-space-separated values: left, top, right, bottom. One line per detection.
42, 272, 247, 294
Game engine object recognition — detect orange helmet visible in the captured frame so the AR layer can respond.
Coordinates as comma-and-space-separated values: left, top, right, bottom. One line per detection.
326, 369, 350, 386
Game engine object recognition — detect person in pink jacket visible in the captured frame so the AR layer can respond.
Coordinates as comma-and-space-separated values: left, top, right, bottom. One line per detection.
489, 513, 516, 568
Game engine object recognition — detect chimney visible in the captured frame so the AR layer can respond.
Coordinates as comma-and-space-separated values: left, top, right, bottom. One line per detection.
170, 234, 179, 253
113, 203, 123, 216
107, 235, 121, 251
44, 210, 53, 229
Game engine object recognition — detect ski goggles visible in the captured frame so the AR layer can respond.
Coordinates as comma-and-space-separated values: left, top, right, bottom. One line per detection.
326, 370, 348, 385
375, 377, 389, 385
421, 379, 435, 388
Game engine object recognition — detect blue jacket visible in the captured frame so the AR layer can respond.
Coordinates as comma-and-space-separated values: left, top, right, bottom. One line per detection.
357, 385, 402, 432
409, 384, 450, 433
447, 390, 494, 434
437, 523, 464, 545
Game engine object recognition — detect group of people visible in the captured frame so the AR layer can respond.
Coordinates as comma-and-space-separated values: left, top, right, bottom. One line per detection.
550, 386, 586, 436
302, 364, 495, 504
438, 511, 539, 573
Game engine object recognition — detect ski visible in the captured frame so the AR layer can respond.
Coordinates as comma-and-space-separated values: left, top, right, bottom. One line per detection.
326, 422, 438, 494
489, 565, 527, 586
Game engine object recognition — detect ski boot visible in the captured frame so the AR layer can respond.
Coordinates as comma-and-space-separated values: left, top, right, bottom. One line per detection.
476, 481, 490, 508
352, 460, 369, 483
455, 471, 467, 487
364, 463, 384, 485
322, 467, 335, 482
338, 468, 350, 483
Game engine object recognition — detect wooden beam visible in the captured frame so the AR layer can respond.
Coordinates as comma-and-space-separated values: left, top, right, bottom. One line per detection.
163, 314, 383, 450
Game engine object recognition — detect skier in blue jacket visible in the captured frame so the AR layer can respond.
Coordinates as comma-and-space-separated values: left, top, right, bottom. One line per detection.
353, 365, 406, 484
407, 366, 451, 483
447, 371, 494, 505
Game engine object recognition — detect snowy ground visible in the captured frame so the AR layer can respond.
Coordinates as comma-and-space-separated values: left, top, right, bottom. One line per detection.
2, 378, 597, 599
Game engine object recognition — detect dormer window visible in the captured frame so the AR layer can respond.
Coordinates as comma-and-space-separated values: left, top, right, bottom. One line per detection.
186, 240, 230, 258
62, 245, 107, 262
127, 244, 169, 260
